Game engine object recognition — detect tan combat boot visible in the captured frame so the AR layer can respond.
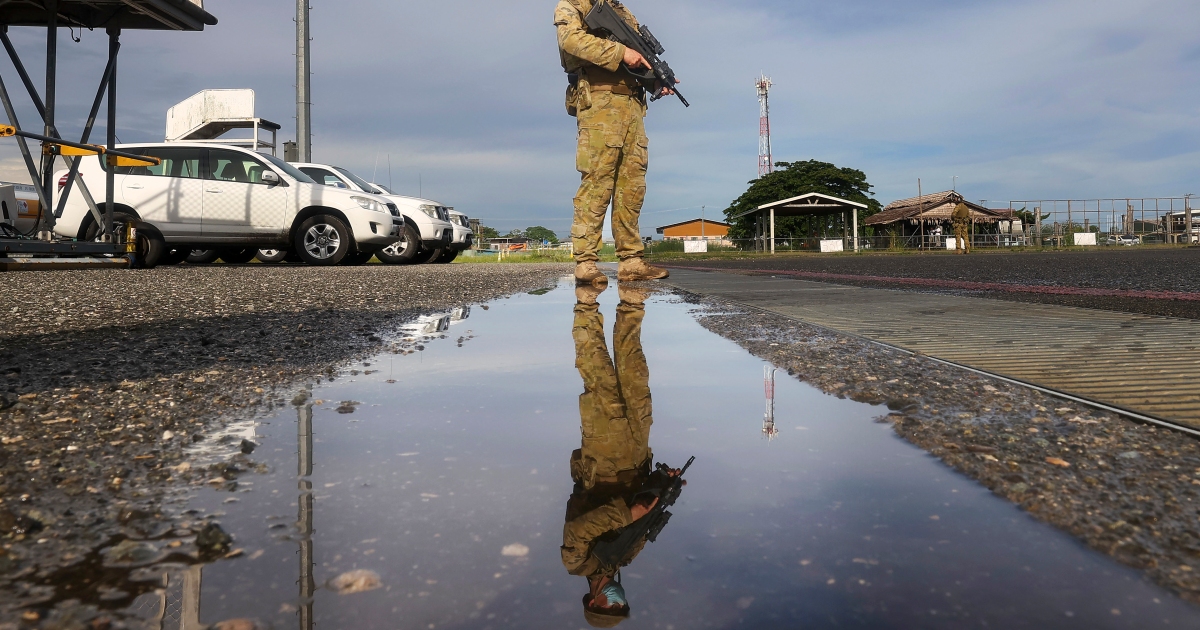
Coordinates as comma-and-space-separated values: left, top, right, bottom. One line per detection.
618, 284, 651, 306
617, 257, 669, 282
574, 261, 609, 287
575, 284, 604, 305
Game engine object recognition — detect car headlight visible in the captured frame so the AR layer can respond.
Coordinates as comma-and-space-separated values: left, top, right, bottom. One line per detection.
419, 204, 439, 218
351, 196, 384, 213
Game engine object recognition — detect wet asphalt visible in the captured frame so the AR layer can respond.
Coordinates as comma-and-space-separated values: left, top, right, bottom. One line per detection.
657, 247, 1200, 319
0, 263, 570, 623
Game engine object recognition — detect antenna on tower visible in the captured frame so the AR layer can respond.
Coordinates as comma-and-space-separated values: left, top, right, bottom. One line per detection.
755, 74, 773, 178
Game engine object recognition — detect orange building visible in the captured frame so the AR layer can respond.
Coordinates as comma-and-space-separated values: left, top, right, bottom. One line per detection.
656, 219, 731, 242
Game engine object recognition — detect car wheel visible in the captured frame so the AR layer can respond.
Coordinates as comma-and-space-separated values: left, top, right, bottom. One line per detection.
255, 249, 289, 263
433, 249, 459, 264
295, 214, 351, 266
216, 248, 257, 264
412, 246, 443, 265
376, 224, 420, 265
161, 248, 190, 266
342, 251, 375, 266
187, 249, 219, 264
132, 224, 167, 269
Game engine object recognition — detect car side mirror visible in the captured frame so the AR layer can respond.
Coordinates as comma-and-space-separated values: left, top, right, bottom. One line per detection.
262, 170, 280, 185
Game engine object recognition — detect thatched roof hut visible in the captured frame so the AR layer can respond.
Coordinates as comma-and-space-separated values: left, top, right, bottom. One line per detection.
865, 191, 1013, 227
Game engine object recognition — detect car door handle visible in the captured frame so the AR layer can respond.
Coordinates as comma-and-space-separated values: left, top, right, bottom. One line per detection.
205, 189, 223, 193
126, 184, 144, 190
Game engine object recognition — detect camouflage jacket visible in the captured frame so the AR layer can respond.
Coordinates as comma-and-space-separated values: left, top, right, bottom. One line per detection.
554, 0, 640, 85
952, 203, 971, 223
561, 483, 650, 578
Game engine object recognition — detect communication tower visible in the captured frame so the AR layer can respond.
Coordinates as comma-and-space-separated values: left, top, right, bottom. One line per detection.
755, 75, 773, 178
762, 366, 779, 441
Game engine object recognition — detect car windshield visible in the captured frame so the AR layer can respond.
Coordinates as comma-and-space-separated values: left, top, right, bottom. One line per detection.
372, 183, 394, 194
258, 153, 316, 184
333, 167, 382, 194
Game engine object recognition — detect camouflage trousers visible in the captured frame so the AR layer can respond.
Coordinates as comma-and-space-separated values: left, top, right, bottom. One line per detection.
572, 91, 649, 263
953, 220, 970, 252
571, 299, 652, 487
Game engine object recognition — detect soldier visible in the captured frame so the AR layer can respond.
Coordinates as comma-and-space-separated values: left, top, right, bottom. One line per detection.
564, 284, 680, 627
555, 0, 674, 286
952, 202, 971, 254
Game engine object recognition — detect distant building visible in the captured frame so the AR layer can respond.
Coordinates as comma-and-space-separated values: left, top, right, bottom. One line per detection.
656, 219, 731, 245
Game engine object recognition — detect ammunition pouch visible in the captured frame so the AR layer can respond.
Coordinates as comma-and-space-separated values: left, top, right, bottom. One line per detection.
566, 73, 593, 117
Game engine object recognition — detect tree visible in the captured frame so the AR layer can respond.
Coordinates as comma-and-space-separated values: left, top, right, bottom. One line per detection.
504, 229, 524, 238
524, 226, 560, 244
723, 160, 882, 241
477, 225, 500, 240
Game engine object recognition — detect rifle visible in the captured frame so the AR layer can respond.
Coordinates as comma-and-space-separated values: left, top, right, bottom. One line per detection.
584, 0, 690, 107
592, 456, 695, 568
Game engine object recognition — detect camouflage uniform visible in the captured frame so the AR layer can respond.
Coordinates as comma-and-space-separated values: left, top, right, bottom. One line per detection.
555, 0, 649, 264
562, 296, 653, 579
952, 203, 971, 253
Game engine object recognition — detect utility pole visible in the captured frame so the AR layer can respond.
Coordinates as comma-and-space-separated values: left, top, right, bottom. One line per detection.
296, 0, 312, 162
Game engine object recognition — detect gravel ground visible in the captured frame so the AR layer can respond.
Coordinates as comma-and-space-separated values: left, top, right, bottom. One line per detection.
659, 248, 1200, 319
0, 263, 570, 626
684, 291, 1200, 605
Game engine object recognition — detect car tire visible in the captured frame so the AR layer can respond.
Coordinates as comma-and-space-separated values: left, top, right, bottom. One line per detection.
412, 246, 443, 265
376, 224, 420, 265
433, 249, 459, 264
133, 224, 167, 269
255, 249, 289, 263
216, 248, 257, 264
342, 251, 375, 266
161, 248, 190, 266
187, 249, 219, 265
295, 214, 351, 266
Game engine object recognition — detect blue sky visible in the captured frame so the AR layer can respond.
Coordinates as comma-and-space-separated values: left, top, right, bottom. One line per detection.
1, 0, 1197, 236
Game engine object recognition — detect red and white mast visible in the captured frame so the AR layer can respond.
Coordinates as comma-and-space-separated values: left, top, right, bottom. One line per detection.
755, 74, 773, 178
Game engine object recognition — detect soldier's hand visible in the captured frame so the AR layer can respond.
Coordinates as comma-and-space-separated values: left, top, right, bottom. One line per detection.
622, 47, 652, 71
630, 496, 659, 521
657, 78, 680, 97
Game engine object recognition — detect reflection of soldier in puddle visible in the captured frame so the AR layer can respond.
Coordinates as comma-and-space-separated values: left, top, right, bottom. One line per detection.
563, 284, 683, 627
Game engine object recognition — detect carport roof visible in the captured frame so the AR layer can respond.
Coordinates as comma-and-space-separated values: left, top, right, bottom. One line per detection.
732, 192, 867, 220
0, 0, 218, 31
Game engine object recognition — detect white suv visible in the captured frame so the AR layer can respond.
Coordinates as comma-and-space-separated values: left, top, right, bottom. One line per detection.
292, 163, 454, 265
53, 143, 403, 267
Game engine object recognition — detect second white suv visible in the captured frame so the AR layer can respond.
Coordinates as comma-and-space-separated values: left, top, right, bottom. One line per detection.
54, 143, 403, 267
292, 163, 454, 265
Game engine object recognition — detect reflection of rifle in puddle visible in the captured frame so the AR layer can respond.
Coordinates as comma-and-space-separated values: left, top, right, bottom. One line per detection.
592, 456, 695, 567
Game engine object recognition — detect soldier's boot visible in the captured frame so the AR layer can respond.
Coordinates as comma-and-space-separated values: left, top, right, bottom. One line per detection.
618, 284, 651, 306
575, 284, 604, 306
574, 261, 609, 287
616, 257, 669, 282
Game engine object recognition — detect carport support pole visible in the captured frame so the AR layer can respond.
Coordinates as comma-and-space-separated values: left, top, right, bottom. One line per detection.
104, 28, 120, 242
770, 208, 775, 254
852, 208, 859, 252
39, 1, 58, 239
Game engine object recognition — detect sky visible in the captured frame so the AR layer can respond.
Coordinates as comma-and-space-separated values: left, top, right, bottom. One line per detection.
1, 0, 1198, 237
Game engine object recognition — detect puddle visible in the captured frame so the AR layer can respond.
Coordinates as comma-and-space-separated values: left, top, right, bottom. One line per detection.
118, 280, 1194, 628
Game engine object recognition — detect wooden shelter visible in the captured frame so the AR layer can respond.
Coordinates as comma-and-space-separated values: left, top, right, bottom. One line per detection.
734, 192, 869, 253
866, 191, 1012, 247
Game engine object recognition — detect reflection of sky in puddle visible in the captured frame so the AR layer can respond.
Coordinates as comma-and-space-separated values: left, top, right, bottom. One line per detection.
176, 280, 1194, 629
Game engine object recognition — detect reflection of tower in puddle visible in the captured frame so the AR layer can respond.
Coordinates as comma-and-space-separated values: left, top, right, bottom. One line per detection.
297, 403, 315, 630
762, 366, 779, 441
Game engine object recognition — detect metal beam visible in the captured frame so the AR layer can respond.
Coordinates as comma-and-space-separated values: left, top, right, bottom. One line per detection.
0, 71, 51, 223
55, 43, 117, 219
104, 27, 119, 241
0, 27, 47, 123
